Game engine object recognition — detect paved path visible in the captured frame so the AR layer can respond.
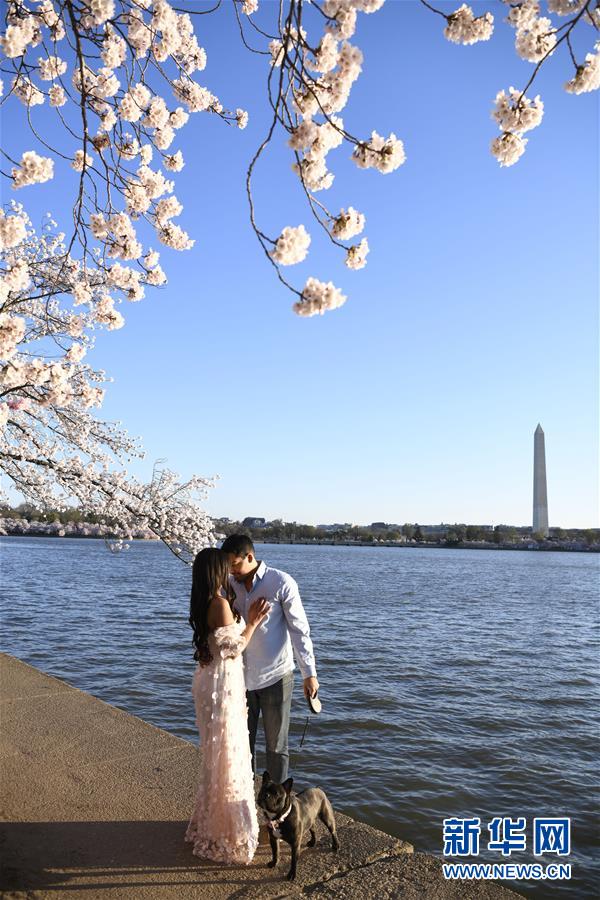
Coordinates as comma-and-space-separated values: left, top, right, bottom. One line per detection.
0, 654, 522, 899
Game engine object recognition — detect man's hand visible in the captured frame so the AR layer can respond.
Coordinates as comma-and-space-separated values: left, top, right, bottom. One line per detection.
303, 676, 319, 699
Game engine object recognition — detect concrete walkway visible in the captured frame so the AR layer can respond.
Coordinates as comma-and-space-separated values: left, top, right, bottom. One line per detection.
0, 654, 523, 899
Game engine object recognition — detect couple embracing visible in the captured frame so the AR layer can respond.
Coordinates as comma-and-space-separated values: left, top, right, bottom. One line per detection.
185, 534, 319, 865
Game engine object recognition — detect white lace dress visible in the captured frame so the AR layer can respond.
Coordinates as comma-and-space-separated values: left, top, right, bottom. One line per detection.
185, 621, 259, 865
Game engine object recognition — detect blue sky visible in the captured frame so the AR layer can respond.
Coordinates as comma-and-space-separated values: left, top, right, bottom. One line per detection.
3, 1, 598, 527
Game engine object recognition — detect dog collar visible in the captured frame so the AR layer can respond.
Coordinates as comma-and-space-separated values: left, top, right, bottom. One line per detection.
267, 800, 292, 832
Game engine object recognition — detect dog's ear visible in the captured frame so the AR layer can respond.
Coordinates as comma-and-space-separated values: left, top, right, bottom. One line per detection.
262, 771, 271, 784
282, 777, 293, 794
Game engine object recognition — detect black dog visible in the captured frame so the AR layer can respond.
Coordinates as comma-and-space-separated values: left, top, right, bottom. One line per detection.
257, 771, 339, 881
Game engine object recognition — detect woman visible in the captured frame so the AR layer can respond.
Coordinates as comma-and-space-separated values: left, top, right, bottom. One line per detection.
185, 547, 269, 865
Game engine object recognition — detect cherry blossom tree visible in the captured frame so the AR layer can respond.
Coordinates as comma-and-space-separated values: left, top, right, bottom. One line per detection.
0, 0, 597, 557
0, 205, 217, 560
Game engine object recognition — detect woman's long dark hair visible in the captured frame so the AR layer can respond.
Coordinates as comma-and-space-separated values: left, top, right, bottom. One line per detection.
189, 548, 240, 665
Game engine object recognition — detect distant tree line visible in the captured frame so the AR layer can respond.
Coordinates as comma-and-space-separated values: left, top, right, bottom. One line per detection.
1, 503, 112, 526
2, 506, 598, 549
217, 519, 600, 548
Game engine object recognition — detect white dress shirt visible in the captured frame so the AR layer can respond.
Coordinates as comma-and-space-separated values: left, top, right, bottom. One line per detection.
230, 561, 317, 691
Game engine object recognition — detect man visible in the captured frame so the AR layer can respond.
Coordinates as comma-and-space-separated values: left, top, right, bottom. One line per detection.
221, 534, 319, 784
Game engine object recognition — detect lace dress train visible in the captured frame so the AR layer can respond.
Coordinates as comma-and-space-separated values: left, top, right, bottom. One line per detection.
185, 622, 259, 865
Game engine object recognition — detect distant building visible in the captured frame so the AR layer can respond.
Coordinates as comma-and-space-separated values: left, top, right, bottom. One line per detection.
242, 517, 266, 528
371, 522, 389, 530
317, 523, 353, 533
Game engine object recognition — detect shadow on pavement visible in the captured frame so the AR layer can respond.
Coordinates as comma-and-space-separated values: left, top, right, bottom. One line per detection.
0, 819, 279, 894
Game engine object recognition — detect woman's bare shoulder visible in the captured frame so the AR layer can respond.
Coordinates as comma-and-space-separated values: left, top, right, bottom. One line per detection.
207, 595, 235, 630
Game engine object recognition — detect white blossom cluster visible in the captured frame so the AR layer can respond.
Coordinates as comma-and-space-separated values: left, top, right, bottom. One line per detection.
270, 226, 311, 266
505, 0, 541, 30
0, 206, 216, 558
345, 238, 369, 270
331, 207, 366, 240
38, 55, 67, 81
0, 210, 27, 250
164, 150, 185, 172
547, 0, 586, 14
0, 312, 26, 358
49, 85, 66, 107
490, 132, 528, 167
72, 150, 95, 173
1, 14, 39, 57
503, 0, 557, 62
444, 4, 494, 45
352, 131, 406, 173
90, 211, 142, 260
158, 222, 195, 251
12, 74, 45, 106
307, 32, 340, 73
514, 15, 557, 62
295, 41, 364, 118
0, 258, 30, 299
492, 88, 545, 134
293, 277, 347, 317
11, 151, 54, 189
323, 0, 386, 40
565, 41, 600, 93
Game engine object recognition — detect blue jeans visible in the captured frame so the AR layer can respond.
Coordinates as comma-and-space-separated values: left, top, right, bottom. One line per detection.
246, 671, 294, 784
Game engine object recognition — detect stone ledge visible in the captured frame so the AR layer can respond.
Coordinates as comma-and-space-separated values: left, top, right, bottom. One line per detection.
0, 654, 522, 899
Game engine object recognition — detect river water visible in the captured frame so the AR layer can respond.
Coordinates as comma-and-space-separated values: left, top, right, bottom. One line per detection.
1, 537, 598, 898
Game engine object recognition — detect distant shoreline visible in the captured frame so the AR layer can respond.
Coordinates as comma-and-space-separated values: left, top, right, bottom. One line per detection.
254, 539, 598, 553
1, 532, 597, 553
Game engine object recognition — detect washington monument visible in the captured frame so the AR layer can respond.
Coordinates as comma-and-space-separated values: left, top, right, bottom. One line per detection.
533, 424, 549, 536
